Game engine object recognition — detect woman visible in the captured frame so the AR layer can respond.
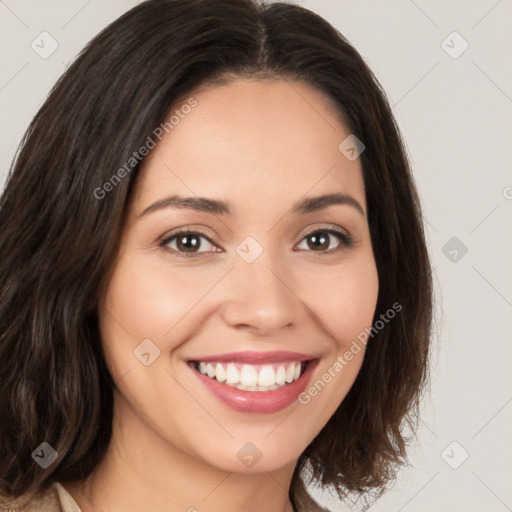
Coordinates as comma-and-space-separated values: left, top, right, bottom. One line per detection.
0, 0, 433, 510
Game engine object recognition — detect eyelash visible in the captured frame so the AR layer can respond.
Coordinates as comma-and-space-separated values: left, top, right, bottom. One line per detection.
158, 226, 353, 258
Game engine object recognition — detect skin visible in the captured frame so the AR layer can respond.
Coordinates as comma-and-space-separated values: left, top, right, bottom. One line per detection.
64, 77, 379, 512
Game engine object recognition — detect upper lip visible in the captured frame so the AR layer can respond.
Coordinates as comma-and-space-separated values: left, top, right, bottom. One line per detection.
188, 350, 316, 364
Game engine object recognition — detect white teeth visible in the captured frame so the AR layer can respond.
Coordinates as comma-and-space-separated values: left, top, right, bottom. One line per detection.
258, 365, 275, 387
206, 363, 215, 378
275, 365, 286, 386
293, 362, 301, 380
226, 363, 239, 384
215, 363, 226, 382
240, 365, 258, 386
194, 360, 306, 391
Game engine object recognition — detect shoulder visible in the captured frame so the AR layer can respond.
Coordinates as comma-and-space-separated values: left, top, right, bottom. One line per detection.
0, 482, 81, 512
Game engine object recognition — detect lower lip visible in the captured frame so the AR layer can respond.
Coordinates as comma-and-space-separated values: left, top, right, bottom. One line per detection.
189, 361, 317, 414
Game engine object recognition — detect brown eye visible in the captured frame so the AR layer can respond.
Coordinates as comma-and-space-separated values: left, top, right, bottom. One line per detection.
176, 234, 202, 252
296, 228, 351, 253
161, 230, 218, 256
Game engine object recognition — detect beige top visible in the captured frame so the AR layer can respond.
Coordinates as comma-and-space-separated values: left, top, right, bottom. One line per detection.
0, 479, 331, 512
0, 483, 80, 512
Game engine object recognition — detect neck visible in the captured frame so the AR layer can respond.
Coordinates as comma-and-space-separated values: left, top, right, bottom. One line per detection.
64, 392, 297, 512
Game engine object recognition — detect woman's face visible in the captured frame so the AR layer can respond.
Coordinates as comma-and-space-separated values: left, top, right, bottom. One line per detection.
99, 77, 379, 474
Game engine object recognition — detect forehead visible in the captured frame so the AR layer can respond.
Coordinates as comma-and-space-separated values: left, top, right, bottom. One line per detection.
133, 77, 366, 214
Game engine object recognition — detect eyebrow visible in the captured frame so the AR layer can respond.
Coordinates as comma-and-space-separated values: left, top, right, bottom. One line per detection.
136, 192, 365, 218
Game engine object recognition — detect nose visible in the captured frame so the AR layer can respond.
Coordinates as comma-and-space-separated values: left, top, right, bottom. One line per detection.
219, 251, 303, 336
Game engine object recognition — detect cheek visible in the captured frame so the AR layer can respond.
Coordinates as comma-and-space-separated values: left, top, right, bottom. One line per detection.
291, 253, 379, 433
99, 255, 228, 354
299, 253, 379, 348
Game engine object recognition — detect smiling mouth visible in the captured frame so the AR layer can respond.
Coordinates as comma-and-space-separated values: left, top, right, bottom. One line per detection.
189, 360, 309, 392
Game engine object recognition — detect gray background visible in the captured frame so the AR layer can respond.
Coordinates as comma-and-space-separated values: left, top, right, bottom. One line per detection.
1, 1, 511, 511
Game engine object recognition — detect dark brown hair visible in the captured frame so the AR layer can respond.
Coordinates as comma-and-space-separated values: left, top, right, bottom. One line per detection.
0, 0, 433, 507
